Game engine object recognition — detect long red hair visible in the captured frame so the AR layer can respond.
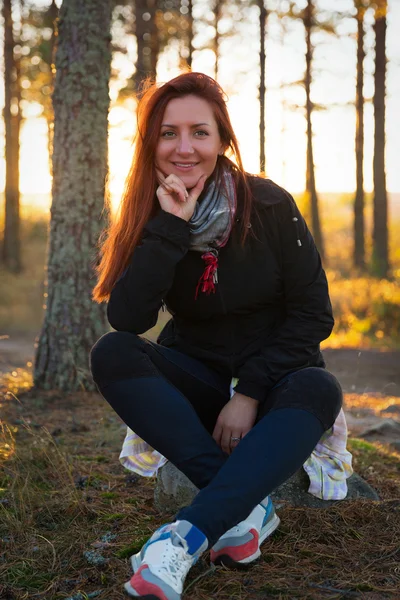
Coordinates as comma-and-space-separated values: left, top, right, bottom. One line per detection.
93, 72, 254, 302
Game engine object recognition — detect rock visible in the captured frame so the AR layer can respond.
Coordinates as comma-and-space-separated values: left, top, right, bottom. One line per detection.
154, 462, 379, 514
154, 463, 198, 514
381, 404, 400, 415
270, 469, 379, 508
360, 418, 400, 440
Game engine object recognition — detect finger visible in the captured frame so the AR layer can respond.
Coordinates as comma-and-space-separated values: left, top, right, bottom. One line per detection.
160, 181, 187, 203
156, 171, 184, 199
221, 429, 232, 455
156, 170, 174, 194
162, 174, 189, 201
167, 175, 189, 200
159, 180, 176, 195
188, 174, 207, 202
212, 422, 223, 446
230, 432, 242, 451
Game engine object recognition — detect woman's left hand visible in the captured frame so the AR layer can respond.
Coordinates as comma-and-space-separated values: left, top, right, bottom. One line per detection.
212, 392, 259, 455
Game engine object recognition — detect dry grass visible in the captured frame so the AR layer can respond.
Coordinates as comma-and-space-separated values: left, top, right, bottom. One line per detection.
0, 371, 399, 600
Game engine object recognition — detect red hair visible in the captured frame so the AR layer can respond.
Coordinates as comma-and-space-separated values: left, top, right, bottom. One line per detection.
93, 72, 254, 302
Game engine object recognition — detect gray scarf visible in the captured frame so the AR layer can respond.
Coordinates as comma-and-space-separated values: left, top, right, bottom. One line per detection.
189, 168, 236, 252
189, 168, 236, 298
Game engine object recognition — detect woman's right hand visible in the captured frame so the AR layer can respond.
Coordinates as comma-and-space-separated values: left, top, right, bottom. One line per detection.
156, 170, 207, 222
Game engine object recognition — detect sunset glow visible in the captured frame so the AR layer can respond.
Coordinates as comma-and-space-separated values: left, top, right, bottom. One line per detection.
1, 0, 400, 212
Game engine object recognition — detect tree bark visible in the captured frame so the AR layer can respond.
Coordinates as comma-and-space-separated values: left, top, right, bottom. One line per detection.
186, 0, 193, 68
304, 0, 324, 261
372, 0, 389, 277
2, 0, 21, 273
258, 0, 267, 173
34, 0, 111, 392
213, 1, 222, 80
133, 0, 158, 92
353, 2, 365, 270
46, 0, 59, 176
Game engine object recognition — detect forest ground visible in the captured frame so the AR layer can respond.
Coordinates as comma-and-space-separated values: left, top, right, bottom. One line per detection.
0, 335, 399, 600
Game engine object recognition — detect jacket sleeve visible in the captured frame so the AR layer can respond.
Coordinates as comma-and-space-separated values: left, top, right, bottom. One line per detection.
234, 192, 334, 402
107, 210, 190, 333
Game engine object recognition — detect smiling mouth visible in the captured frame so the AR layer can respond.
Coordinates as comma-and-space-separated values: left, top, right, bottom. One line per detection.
173, 162, 199, 169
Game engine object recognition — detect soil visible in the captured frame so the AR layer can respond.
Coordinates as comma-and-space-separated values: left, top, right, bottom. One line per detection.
1, 334, 400, 446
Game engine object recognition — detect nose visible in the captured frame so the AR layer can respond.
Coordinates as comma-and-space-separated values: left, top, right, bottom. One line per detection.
177, 134, 194, 155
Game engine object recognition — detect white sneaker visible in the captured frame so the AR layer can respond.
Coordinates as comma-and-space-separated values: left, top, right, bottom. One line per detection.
210, 497, 280, 568
125, 520, 208, 599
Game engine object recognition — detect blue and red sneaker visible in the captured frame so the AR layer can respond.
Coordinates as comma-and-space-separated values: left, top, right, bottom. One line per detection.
209, 497, 280, 569
125, 520, 208, 599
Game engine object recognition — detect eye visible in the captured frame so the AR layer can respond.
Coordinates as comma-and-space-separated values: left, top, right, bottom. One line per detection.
194, 130, 209, 137
161, 131, 176, 138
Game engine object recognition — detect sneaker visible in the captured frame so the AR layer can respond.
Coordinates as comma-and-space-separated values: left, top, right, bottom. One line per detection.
209, 497, 280, 569
125, 520, 208, 599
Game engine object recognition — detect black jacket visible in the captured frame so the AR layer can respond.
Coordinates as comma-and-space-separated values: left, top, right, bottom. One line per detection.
107, 176, 334, 403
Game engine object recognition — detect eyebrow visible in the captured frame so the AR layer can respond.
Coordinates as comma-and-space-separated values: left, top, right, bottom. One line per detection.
160, 122, 211, 128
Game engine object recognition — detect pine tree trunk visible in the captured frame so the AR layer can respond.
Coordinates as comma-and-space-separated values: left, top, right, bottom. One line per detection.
304, 0, 324, 261
34, 0, 112, 392
186, 0, 193, 68
133, 0, 158, 92
2, 0, 21, 273
353, 2, 365, 270
372, 0, 389, 277
258, 0, 267, 173
213, 1, 222, 80
46, 0, 59, 178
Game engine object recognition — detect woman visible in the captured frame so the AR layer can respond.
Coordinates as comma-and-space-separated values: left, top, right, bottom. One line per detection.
90, 72, 343, 599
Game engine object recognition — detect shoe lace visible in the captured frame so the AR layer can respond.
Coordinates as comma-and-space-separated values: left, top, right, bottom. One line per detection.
159, 543, 192, 586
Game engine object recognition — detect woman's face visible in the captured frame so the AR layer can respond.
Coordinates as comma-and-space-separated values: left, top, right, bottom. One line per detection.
155, 94, 224, 189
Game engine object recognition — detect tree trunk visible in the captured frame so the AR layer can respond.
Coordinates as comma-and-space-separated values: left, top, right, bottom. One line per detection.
353, 2, 365, 270
258, 0, 267, 173
186, 0, 193, 68
46, 0, 59, 177
34, 0, 111, 392
133, 0, 158, 92
2, 0, 21, 273
213, 1, 222, 80
372, 0, 389, 277
304, 0, 324, 261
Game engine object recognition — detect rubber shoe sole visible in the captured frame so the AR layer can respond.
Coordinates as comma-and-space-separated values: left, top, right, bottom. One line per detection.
211, 512, 280, 569
131, 552, 142, 574
124, 579, 160, 599
124, 570, 171, 600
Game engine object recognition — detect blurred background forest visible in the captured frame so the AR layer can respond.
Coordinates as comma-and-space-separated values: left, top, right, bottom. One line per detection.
0, 0, 400, 373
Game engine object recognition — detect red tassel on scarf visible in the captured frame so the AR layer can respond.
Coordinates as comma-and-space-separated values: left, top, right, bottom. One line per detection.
195, 252, 218, 299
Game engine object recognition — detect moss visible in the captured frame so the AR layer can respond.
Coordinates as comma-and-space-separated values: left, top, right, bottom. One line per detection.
100, 491, 118, 500
116, 535, 149, 559
348, 438, 381, 455
99, 513, 125, 521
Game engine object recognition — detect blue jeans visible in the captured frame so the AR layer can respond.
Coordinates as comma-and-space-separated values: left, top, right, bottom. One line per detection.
90, 331, 342, 546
